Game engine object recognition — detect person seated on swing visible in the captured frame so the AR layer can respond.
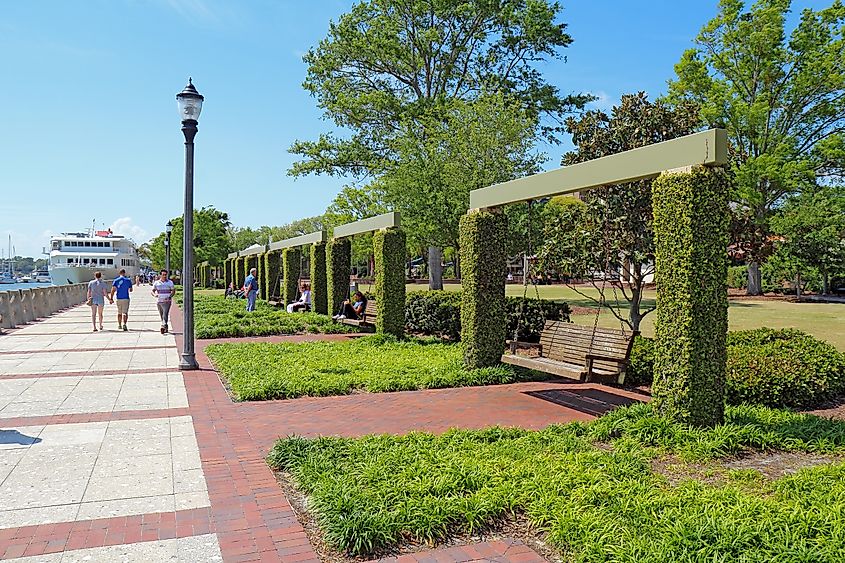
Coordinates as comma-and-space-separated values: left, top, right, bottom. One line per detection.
286, 281, 312, 313
333, 290, 367, 320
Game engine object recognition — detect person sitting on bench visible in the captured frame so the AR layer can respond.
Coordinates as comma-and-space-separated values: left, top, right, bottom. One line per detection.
333, 291, 366, 320
287, 281, 312, 313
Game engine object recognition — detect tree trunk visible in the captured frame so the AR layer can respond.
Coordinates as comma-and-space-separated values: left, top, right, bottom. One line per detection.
428, 246, 443, 290
747, 261, 763, 295
795, 272, 802, 298
454, 250, 461, 280
628, 264, 643, 332
823, 271, 830, 294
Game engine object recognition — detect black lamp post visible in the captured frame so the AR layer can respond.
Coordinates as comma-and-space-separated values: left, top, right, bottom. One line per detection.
176, 78, 203, 371
165, 220, 173, 274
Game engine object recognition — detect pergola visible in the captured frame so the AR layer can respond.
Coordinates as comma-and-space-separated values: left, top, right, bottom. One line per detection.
266, 230, 328, 308
460, 129, 730, 426
328, 212, 405, 336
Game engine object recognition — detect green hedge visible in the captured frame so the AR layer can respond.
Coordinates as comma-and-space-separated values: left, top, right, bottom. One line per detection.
405, 290, 570, 341
459, 211, 507, 369
373, 229, 406, 337
652, 166, 730, 427
628, 329, 845, 409
327, 238, 351, 316
283, 248, 301, 306
727, 265, 747, 289
310, 242, 328, 314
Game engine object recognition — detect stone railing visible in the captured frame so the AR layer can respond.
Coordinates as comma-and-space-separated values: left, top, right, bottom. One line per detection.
0, 284, 88, 330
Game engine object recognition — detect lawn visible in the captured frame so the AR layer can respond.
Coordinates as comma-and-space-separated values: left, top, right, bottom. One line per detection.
360, 283, 845, 351
205, 335, 536, 401
269, 403, 845, 560
186, 294, 355, 339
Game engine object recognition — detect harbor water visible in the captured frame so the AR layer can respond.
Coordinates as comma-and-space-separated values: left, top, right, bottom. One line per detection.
0, 282, 53, 292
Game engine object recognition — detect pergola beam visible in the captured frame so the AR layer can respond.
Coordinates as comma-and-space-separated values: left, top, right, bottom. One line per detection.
240, 245, 267, 257
227, 251, 239, 259
268, 230, 327, 252
469, 129, 728, 210
333, 212, 401, 239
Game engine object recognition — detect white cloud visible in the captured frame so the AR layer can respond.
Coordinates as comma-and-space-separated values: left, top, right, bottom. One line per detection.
109, 217, 149, 244
587, 90, 615, 112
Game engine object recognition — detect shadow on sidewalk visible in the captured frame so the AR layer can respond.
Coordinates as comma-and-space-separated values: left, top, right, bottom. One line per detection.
0, 429, 42, 446
523, 387, 642, 417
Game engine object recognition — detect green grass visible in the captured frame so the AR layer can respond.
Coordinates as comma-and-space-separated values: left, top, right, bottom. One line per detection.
205, 335, 537, 400
362, 283, 845, 351
269, 403, 845, 560
186, 294, 356, 339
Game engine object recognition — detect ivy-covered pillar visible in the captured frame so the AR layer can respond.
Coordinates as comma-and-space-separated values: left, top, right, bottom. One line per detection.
255, 252, 267, 301
373, 228, 406, 337
459, 210, 507, 369
327, 238, 351, 317
652, 166, 730, 427
310, 241, 328, 314
223, 259, 230, 289
282, 248, 301, 306
264, 250, 281, 300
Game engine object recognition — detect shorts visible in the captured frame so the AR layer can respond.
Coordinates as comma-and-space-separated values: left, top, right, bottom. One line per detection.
116, 299, 130, 315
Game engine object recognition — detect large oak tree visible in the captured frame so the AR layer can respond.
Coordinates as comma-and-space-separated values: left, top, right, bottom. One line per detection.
668, 0, 845, 294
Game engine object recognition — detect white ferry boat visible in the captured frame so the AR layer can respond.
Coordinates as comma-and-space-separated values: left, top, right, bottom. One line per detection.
48, 230, 140, 285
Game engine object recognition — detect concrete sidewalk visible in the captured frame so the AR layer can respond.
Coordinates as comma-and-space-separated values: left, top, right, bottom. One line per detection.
0, 289, 222, 561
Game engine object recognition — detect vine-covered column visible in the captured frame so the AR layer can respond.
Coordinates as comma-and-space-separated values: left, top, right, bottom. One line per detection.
327, 238, 351, 317
310, 242, 328, 314
459, 210, 507, 369
282, 248, 301, 306
373, 228, 406, 337
652, 165, 730, 427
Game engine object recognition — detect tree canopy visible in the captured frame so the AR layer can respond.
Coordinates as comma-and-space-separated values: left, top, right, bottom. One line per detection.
668, 0, 845, 292
148, 206, 232, 270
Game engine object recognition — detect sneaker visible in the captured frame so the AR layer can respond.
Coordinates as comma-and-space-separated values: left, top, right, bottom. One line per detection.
337, 314, 346, 319
99, 325, 103, 331
332, 314, 340, 320
160, 327, 165, 334
118, 324, 122, 330
123, 325, 128, 332
93, 328, 98, 332
164, 326, 168, 334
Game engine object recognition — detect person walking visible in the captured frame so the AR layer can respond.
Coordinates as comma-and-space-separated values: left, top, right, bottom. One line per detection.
243, 268, 259, 312
87, 271, 109, 331
108, 268, 133, 331
152, 269, 176, 334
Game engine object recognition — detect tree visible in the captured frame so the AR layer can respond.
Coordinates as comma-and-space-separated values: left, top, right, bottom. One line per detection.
538, 93, 700, 331
668, 0, 845, 294
149, 206, 232, 271
324, 185, 389, 276
771, 185, 845, 293
382, 94, 544, 282
290, 0, 591, 287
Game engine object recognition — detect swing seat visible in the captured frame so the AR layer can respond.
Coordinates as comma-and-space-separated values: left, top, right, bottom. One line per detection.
502, 320, 638, 385
337, 300, 378, 328
267, 294, 283, 307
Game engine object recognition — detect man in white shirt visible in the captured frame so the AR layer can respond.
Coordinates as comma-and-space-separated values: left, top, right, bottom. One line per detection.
287, 281, 312, 313
151, 269, 176, 334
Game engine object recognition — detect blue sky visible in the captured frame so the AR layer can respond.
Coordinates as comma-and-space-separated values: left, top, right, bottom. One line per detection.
0, 0, 825, 257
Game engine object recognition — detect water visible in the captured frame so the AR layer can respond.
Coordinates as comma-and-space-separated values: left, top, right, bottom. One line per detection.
0, 282, 54, 292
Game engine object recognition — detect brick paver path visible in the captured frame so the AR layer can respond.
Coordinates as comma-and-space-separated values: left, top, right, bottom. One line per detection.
0, 290, 644, 562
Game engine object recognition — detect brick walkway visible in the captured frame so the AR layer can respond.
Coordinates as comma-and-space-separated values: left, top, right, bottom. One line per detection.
0, 291, 643, 562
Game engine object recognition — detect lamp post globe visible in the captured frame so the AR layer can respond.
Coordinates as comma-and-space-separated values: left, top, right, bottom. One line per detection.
164, 220, 173, 275
176, 79, 203, 371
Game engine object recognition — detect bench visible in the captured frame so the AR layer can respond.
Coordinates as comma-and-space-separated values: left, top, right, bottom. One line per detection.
338, 300, 377, 328
501, 320, 638, 384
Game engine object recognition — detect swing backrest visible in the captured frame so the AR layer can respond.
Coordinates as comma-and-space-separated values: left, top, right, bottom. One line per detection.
540, 321, 635, 371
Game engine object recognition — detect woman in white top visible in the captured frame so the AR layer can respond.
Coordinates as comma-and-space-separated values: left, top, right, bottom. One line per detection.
287, 281, 312, 313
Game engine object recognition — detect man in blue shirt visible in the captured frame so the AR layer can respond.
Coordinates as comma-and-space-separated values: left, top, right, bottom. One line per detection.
243, 268, 259, 312
108, 268, 134, 331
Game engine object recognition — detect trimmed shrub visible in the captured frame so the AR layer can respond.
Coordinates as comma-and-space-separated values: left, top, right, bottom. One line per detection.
405, 290, 571, 341
727, 265, 748, 289
726, 328, 845, 408
310, 242, 328, 314
405, 291, 463, 339
627, 335, 655, 387
373, 228, 406, 337
459, 211, 508, 368
327, 238, 351, 316
652, 166, 730, 427
283, 248, 301, 306
625, 329, 845, 409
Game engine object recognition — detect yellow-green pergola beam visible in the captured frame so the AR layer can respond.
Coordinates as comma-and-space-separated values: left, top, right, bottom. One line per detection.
268, 230, 327, 252
469, 129, 728, 210
332, 212, 401, 239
